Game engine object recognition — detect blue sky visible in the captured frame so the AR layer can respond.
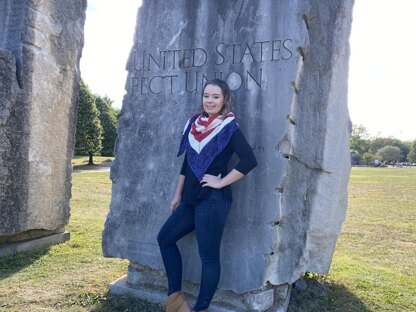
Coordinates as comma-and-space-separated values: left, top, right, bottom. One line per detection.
80, 0, 416, 141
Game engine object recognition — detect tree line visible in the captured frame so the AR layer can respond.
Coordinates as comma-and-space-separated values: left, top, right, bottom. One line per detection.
75, 79, 119, 165
75, 89, 416, 167
350, 124, 416, 165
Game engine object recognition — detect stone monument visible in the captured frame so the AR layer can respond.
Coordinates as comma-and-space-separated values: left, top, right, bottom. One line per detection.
0, 0, 87, 256
103, 0, 354, 311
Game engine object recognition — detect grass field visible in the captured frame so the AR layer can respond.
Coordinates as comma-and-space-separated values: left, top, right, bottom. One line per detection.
289, 167, 416, 311
0, 166, 415, 311
72, 155, 114, 170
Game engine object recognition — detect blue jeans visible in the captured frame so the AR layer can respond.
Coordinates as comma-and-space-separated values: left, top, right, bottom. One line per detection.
157, 190, 231, 311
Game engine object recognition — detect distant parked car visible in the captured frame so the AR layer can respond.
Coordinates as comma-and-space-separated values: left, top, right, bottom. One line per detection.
374, 159, 382, 166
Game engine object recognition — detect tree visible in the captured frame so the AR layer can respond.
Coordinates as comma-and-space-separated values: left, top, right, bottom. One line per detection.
350, 124, 370, 155
95, 95, 118, 156
376, 145, 401, 163
369, 137, 409, 161
362, 152, 377, 165
407, 140, 416, 163
75, 79, 102, 165
350, 151, 360, 165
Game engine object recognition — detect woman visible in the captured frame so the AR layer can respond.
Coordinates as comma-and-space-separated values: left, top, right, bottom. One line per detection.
157, 79, 257, 312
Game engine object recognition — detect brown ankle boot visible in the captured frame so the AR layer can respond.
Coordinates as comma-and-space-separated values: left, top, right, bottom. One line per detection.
166, 292, 190, 312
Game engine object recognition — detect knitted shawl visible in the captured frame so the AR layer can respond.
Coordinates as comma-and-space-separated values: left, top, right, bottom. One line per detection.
177, 113, 238, 180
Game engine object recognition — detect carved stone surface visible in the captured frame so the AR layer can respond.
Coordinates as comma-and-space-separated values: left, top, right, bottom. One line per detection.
103, 0, 354, 309
0, 0, 86, 244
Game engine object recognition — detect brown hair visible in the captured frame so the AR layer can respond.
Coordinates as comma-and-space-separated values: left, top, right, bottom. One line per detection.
200, 79, 233, 117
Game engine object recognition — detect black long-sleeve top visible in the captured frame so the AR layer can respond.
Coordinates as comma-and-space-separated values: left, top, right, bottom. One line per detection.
180, 128, 257, 204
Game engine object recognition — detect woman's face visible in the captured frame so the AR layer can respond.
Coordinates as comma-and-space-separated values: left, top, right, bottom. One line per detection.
202, 84, 224, 117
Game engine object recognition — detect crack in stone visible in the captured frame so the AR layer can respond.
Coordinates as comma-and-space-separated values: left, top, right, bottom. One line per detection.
290, 81, 299, 95
22, 41, 41, 50
286, 114, 296, 125
167, 20, 188, 48
296, 47, 305, 61
277, 132, 331, 173
274, 187, 283, 194
27, 4, 42, 14
287, 153, 332, 173
24, 23, 38, 31
301, 13, 310, 31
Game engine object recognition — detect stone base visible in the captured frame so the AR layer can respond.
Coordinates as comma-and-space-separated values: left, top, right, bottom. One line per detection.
0, 232, 70, 257
108, 264, 292, 312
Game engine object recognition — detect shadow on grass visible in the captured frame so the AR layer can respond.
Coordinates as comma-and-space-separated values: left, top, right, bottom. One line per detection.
288, 275, 371, 312
62, 282, 368, 312
72, 162, 111, 171
62, 292, 164, 312
0, 248, 49, 281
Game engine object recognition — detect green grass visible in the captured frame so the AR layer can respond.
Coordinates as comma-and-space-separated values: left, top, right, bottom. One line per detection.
288, 167, 416, 312
72, 155, 114, 169
0, 171, 163, 312
0, 167, 415, 311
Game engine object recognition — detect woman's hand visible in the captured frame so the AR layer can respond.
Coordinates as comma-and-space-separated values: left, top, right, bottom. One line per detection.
200, 173, 223, 189
170, 194, 181, 213
170, 175, 185, 213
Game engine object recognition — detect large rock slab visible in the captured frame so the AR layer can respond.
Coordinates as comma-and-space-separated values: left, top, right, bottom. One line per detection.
0, 0, 86, 245
103, 0, 353, 309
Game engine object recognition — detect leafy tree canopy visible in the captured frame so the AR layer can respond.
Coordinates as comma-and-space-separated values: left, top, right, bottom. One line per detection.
369, 137, 409, 161
376, 145, 401, 163
95, 95, 118, 157
75, 79, 103, 164
362, 152, 377, 165
407, 140, 416, 163
349, 124, 411, 161
350, 124, 370, 155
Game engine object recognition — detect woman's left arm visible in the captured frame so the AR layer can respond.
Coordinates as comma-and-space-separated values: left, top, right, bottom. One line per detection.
201, 129, 257, 189
200, 169, 244, 189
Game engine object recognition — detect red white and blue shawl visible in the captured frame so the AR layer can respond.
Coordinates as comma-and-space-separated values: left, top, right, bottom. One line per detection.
177, 112, 238, 180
